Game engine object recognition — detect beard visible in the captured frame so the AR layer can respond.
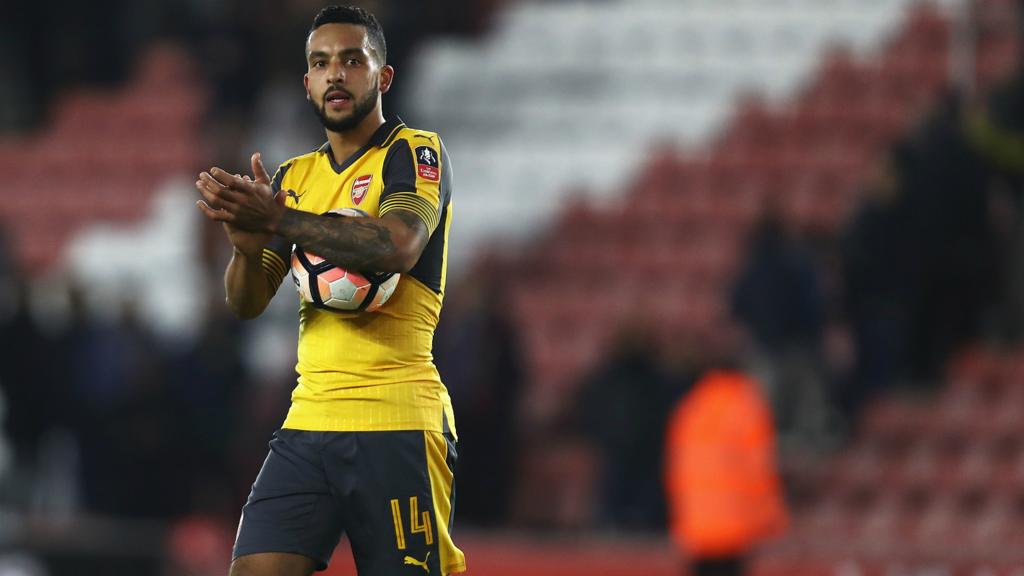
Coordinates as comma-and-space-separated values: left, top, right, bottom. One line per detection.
310, 80, 380, 133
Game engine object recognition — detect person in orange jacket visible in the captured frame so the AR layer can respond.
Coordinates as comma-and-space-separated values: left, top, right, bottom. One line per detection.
664, 369, 788, 576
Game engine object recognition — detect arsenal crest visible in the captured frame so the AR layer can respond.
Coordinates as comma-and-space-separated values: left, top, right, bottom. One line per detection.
351, 174, 372, 205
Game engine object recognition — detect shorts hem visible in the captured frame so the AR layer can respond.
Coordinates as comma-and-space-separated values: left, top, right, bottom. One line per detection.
232, 547, 328, 571
444, 561, 467, 575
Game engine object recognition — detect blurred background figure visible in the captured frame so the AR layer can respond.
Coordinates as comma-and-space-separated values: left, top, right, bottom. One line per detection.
665, 369, 788, 576
434, 255, 524, 529
1, 0, 1023, 574
839, 150, 914, 417
577, 323, 678, 533
730, 203, 835, 455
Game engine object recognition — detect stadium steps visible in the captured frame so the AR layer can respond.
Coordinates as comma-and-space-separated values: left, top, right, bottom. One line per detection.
0, 44, 205, 274
406, 0, 960, 273
755, 347, 1024, 575
503, 0, 1021, 533
511, 3, 956, 406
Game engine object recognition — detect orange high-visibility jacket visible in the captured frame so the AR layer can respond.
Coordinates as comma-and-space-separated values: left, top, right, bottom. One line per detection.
665, 370, 788, 557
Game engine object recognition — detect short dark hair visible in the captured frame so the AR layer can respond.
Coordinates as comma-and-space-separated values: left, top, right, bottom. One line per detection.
310, 5, 387, 64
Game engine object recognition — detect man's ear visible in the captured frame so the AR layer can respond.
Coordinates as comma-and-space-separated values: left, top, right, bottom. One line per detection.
303, 73, 311, 100
379, 65, 395, 94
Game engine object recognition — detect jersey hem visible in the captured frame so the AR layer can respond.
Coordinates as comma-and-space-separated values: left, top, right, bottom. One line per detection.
280, 421, 445, 433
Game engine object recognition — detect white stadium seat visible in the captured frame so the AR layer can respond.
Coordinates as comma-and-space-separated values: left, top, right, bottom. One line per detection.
402, 0, 961, 274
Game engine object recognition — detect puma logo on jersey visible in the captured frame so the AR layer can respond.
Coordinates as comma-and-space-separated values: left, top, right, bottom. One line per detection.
403, 551, 430, 573
285, 189, 305, 205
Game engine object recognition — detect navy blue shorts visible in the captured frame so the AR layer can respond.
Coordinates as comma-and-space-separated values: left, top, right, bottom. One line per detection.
233, 429, 465, 575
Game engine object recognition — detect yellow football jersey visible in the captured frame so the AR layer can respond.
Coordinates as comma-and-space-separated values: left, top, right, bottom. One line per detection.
259, 117, 456, 437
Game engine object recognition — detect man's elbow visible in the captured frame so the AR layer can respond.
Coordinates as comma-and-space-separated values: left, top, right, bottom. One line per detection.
380, 249, 419, 275
225, 296, 265, 320
377, 212, 429, 275
383, 234, 425, 274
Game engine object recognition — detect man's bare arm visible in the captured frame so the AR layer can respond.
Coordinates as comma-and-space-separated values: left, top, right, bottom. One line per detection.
223, 247, 274, 319
195, 154, 281, 319
197, 166, 430, 274
276, 209, 428, 273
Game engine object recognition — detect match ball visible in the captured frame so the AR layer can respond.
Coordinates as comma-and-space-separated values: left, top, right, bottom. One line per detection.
290, 208, 399, 313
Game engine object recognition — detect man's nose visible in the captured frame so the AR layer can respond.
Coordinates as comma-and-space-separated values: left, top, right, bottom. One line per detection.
326, 60, 345, 84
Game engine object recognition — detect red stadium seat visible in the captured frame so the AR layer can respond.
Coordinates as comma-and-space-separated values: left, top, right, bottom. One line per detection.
500, 4, 1024, 548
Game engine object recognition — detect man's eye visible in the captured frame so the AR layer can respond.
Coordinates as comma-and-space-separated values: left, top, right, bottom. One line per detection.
312, 61, 325, 68
347, 59, 361, 66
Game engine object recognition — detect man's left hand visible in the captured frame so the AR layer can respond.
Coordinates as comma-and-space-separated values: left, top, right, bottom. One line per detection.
195, 154, 286, 234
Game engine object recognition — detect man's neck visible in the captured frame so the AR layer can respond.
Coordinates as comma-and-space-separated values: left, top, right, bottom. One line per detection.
326, 109, 386, 165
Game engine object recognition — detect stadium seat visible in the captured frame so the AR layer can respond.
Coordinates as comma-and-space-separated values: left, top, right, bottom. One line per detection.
0, 43, 206, 272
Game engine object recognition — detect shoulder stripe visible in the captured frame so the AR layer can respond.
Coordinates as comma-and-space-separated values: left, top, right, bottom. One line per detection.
380, 192, 440, 233
381, 123, 408, 148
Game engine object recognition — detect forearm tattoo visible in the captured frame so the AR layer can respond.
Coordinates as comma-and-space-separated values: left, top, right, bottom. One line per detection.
278, 209, 398, 270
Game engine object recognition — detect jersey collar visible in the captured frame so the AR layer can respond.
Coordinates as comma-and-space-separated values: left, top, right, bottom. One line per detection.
319, 116, 406, 174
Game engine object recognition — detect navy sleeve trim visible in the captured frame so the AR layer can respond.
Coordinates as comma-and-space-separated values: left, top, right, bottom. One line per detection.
271, 162, 292, 193
381, 140, 418, 200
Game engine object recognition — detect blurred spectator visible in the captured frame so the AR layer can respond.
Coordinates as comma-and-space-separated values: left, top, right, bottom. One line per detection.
435, 258, 523, 527
838, 72, 1019, 403
0, 280, 58, 471
732, 206, 824, 356
900, 94, 997, 382
576, 323, 677, 532
61, 293, 187, 518
664, 370, 788, 576
840, 151, 914, 416
0, 233, 64, 511
166, 295, 248, 519
730, 206, 833, 453
967, 66, 1024, 339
